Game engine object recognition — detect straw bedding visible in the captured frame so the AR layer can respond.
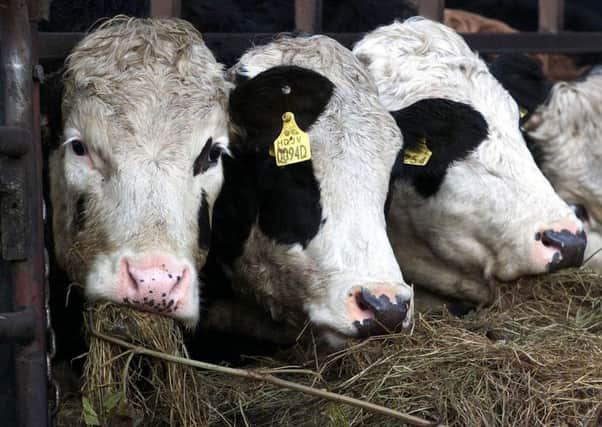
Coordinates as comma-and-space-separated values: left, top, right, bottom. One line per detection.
57, 269, 602, 426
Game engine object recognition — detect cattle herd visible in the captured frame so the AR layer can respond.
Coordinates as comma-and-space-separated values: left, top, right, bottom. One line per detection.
46, 14, 601, 361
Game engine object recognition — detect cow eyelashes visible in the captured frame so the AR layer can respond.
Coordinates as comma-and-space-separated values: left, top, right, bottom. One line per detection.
193, 138, 225, 176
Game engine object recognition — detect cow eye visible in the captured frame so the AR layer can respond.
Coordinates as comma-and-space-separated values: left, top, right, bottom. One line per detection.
193, 138, 224, 176
208, 144, 223, 164
70, 139, 87, 156
569, 203, 589, 222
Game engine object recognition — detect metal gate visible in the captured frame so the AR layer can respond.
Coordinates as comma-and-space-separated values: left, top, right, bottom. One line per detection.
0, 1, 48, 426
1, 0, 601, 426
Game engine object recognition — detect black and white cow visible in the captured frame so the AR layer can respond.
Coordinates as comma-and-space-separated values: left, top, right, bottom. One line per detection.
489, 53, 602, 273
204, 35, 413, 346
353, 19, 586, 308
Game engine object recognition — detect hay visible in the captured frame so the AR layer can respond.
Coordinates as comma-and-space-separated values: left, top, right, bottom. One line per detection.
58, 270, 602, 426
200, 270, 602, 426
80, 303, 210, 426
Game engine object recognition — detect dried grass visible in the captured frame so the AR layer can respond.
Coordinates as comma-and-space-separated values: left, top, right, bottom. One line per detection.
80, 302, 209, 426
59, 269, 602, 426
199, 269, 602, 426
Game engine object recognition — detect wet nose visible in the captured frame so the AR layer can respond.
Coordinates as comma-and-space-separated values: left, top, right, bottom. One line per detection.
537, 229, 587, 271
347, 286, 412, 338
535, 219, 586, 272
118, 252, 190, 315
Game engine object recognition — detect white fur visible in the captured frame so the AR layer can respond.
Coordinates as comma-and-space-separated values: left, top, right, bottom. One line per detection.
526, 74, 602, 272
50, 18, 231, 326
354, 19, 581, 304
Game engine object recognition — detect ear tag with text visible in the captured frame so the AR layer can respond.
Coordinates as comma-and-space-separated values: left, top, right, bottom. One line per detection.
270, 112, 312, 167
403, 137, 432, 166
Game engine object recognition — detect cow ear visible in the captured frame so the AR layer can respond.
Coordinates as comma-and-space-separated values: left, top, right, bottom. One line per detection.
487, 53, 552, 123
228, 65, 335, 143
390, 98, 489, 197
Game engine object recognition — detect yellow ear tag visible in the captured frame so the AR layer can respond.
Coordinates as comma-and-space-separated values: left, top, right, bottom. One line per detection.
519, 107, 528, 118
271, 112, 312, 167
403, 137, 432, 166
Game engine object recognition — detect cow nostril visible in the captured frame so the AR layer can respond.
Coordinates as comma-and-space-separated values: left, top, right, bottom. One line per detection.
540, 229, 582, 250
541, 230, 572, 252
541, 230, 562, 249
355, 288, 409, 332
128, 272, 139, 290
538, 229, 587, 271
124, 261, 139, 292
355, 292, 370, 312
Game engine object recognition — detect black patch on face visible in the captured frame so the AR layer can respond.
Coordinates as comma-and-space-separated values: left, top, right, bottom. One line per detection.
197, 191, 211, 251
74, 194, 87, 231
389, 98, 489, 198
487, 53, 552, 124
193, 137, 213, 176
204, 66, 333, 287
194, 137, 224, 176
229, 65, 334, 143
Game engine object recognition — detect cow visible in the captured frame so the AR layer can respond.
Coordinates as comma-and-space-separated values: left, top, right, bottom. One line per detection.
203, 35, 413, 347
49, 17, 230, 328
489, 53, 602, 273
352, 19, 586, 309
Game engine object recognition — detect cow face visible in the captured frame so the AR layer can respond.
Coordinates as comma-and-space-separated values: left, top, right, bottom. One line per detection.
354, 19, 585, 305
49, 18, 231, 327
209, 36, 413, 344
521, 66, 602, 272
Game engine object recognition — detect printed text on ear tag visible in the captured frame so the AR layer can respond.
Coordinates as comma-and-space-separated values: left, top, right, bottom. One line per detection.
403, 137, 432, 166
272, 112, 312, 166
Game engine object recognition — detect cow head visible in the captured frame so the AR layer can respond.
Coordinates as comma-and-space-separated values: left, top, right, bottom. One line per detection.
209, 36, 413, 345
49, 18, 231, 327
353, 19, 585, 305
491, 56, 602, 273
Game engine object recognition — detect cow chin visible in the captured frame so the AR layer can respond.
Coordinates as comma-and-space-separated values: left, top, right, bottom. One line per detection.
84, 249, 201, 329
312, 306, 414, 350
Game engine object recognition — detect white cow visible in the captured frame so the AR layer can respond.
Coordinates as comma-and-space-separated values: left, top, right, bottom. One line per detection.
490, 56, 602, 273
353, 19, 585, 307
50, 17, 231, 327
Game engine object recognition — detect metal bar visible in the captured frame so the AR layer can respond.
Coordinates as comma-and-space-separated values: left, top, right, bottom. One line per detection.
36, 32, 80, 61
38, 31, 602, 63
539, 0, 564, 33
295, 0, 322, 33
1, 1, 47, 427
418, 0, 445, 22
149, 0, 181, 18
0, 307, 35, 343
0, 127, 31, 157
461, 32, 602, 53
